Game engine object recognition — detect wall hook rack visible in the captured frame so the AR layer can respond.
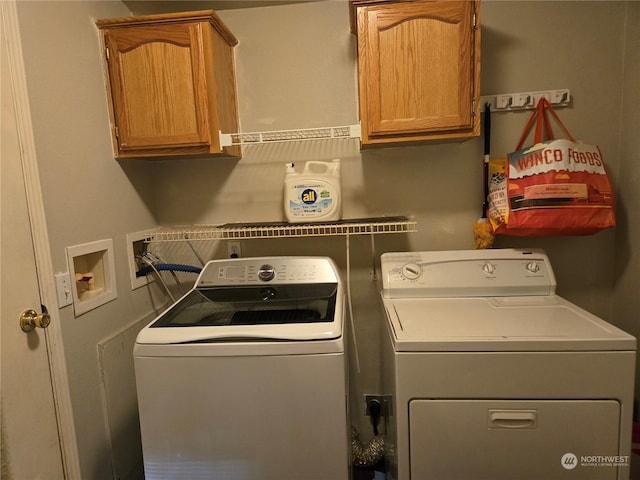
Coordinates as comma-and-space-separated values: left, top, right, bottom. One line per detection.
480, 88, 570, 112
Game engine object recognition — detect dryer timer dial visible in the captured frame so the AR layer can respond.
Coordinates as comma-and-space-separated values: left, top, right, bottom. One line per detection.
526, 261, 540, 273
482, 262, 496, 275
401, 263, 422, 280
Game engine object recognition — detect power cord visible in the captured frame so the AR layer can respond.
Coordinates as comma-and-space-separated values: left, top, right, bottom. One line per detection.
369, 399, 382, 436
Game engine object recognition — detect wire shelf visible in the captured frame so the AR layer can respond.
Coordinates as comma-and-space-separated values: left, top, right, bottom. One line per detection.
142, 217, 417, 243
219, 124, 361, 146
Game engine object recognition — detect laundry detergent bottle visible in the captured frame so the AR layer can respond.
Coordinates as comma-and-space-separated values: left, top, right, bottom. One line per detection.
284, 159, 342, 223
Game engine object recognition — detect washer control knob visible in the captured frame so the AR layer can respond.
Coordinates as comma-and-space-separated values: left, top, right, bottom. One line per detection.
526, 261, 540, 273
258, 264, 276, 282
401, 263, 422, 280
482, 262, 496, 275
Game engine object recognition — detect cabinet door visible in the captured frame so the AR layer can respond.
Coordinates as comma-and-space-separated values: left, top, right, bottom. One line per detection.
357, 1, 480, 145
104, 23, 210, 151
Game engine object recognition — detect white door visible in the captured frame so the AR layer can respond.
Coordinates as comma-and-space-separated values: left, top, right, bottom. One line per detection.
1, 3, 79, 477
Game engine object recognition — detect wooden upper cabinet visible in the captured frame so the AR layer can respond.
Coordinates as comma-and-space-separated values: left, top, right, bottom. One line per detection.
353, 0, 481, 147
96, 11, 241, 159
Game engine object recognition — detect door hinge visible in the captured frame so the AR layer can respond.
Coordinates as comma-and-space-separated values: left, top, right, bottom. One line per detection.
105, 46, 110, 61
114, 126, 119, 138
472, 12, 477, 29
472, 99, 477, 116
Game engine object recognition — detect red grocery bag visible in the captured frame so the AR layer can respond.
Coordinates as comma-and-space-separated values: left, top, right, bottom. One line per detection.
492, 98, 616, 236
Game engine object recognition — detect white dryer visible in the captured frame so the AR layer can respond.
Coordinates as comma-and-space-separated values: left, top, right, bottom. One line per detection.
380, 249, 636, 480
134, 257, 349, 480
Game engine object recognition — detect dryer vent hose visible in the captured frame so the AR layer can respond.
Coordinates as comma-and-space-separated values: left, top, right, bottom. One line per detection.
351, 426, 385, 468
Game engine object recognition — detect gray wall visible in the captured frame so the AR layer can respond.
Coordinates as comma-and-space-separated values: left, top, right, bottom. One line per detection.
13, 1, 639, 478
615, 1, 640, 405
156, 0, 627, 316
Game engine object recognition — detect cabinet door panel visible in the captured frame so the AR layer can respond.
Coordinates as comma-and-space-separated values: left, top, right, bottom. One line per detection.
106, 24, 209, 150
357, 0, 479, 145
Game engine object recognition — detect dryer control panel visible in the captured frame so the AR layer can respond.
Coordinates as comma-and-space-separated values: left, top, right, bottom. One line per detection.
381, 249, 556, 298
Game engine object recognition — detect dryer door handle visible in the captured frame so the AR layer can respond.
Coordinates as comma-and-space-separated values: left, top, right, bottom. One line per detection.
488, 409, 538, 429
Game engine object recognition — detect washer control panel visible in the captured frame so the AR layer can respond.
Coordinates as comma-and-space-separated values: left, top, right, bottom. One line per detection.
197, 257, 339, 287
381, 249, 556, 298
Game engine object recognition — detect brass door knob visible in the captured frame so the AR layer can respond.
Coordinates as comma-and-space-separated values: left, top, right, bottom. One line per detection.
20, 308, 51, 333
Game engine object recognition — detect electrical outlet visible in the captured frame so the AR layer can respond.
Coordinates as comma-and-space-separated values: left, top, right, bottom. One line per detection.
227, 241, 241, 258
364, 394, 388, 416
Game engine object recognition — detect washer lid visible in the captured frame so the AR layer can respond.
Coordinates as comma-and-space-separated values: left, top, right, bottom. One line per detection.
382, 295, 636, 352
136, 282, 343, 349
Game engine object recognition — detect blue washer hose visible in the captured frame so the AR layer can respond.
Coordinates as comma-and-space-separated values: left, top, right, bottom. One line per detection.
136, 263, 202, 278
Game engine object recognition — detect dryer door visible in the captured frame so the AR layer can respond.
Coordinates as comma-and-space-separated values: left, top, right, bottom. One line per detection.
409, 399, 621, 479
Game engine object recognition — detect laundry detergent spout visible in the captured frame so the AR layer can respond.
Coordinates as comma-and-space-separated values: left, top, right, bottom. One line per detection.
284, 159, 342, 223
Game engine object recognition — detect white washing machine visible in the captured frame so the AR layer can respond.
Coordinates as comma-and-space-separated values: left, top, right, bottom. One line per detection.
134, 257, 349, 480
380, 249, 636, 480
